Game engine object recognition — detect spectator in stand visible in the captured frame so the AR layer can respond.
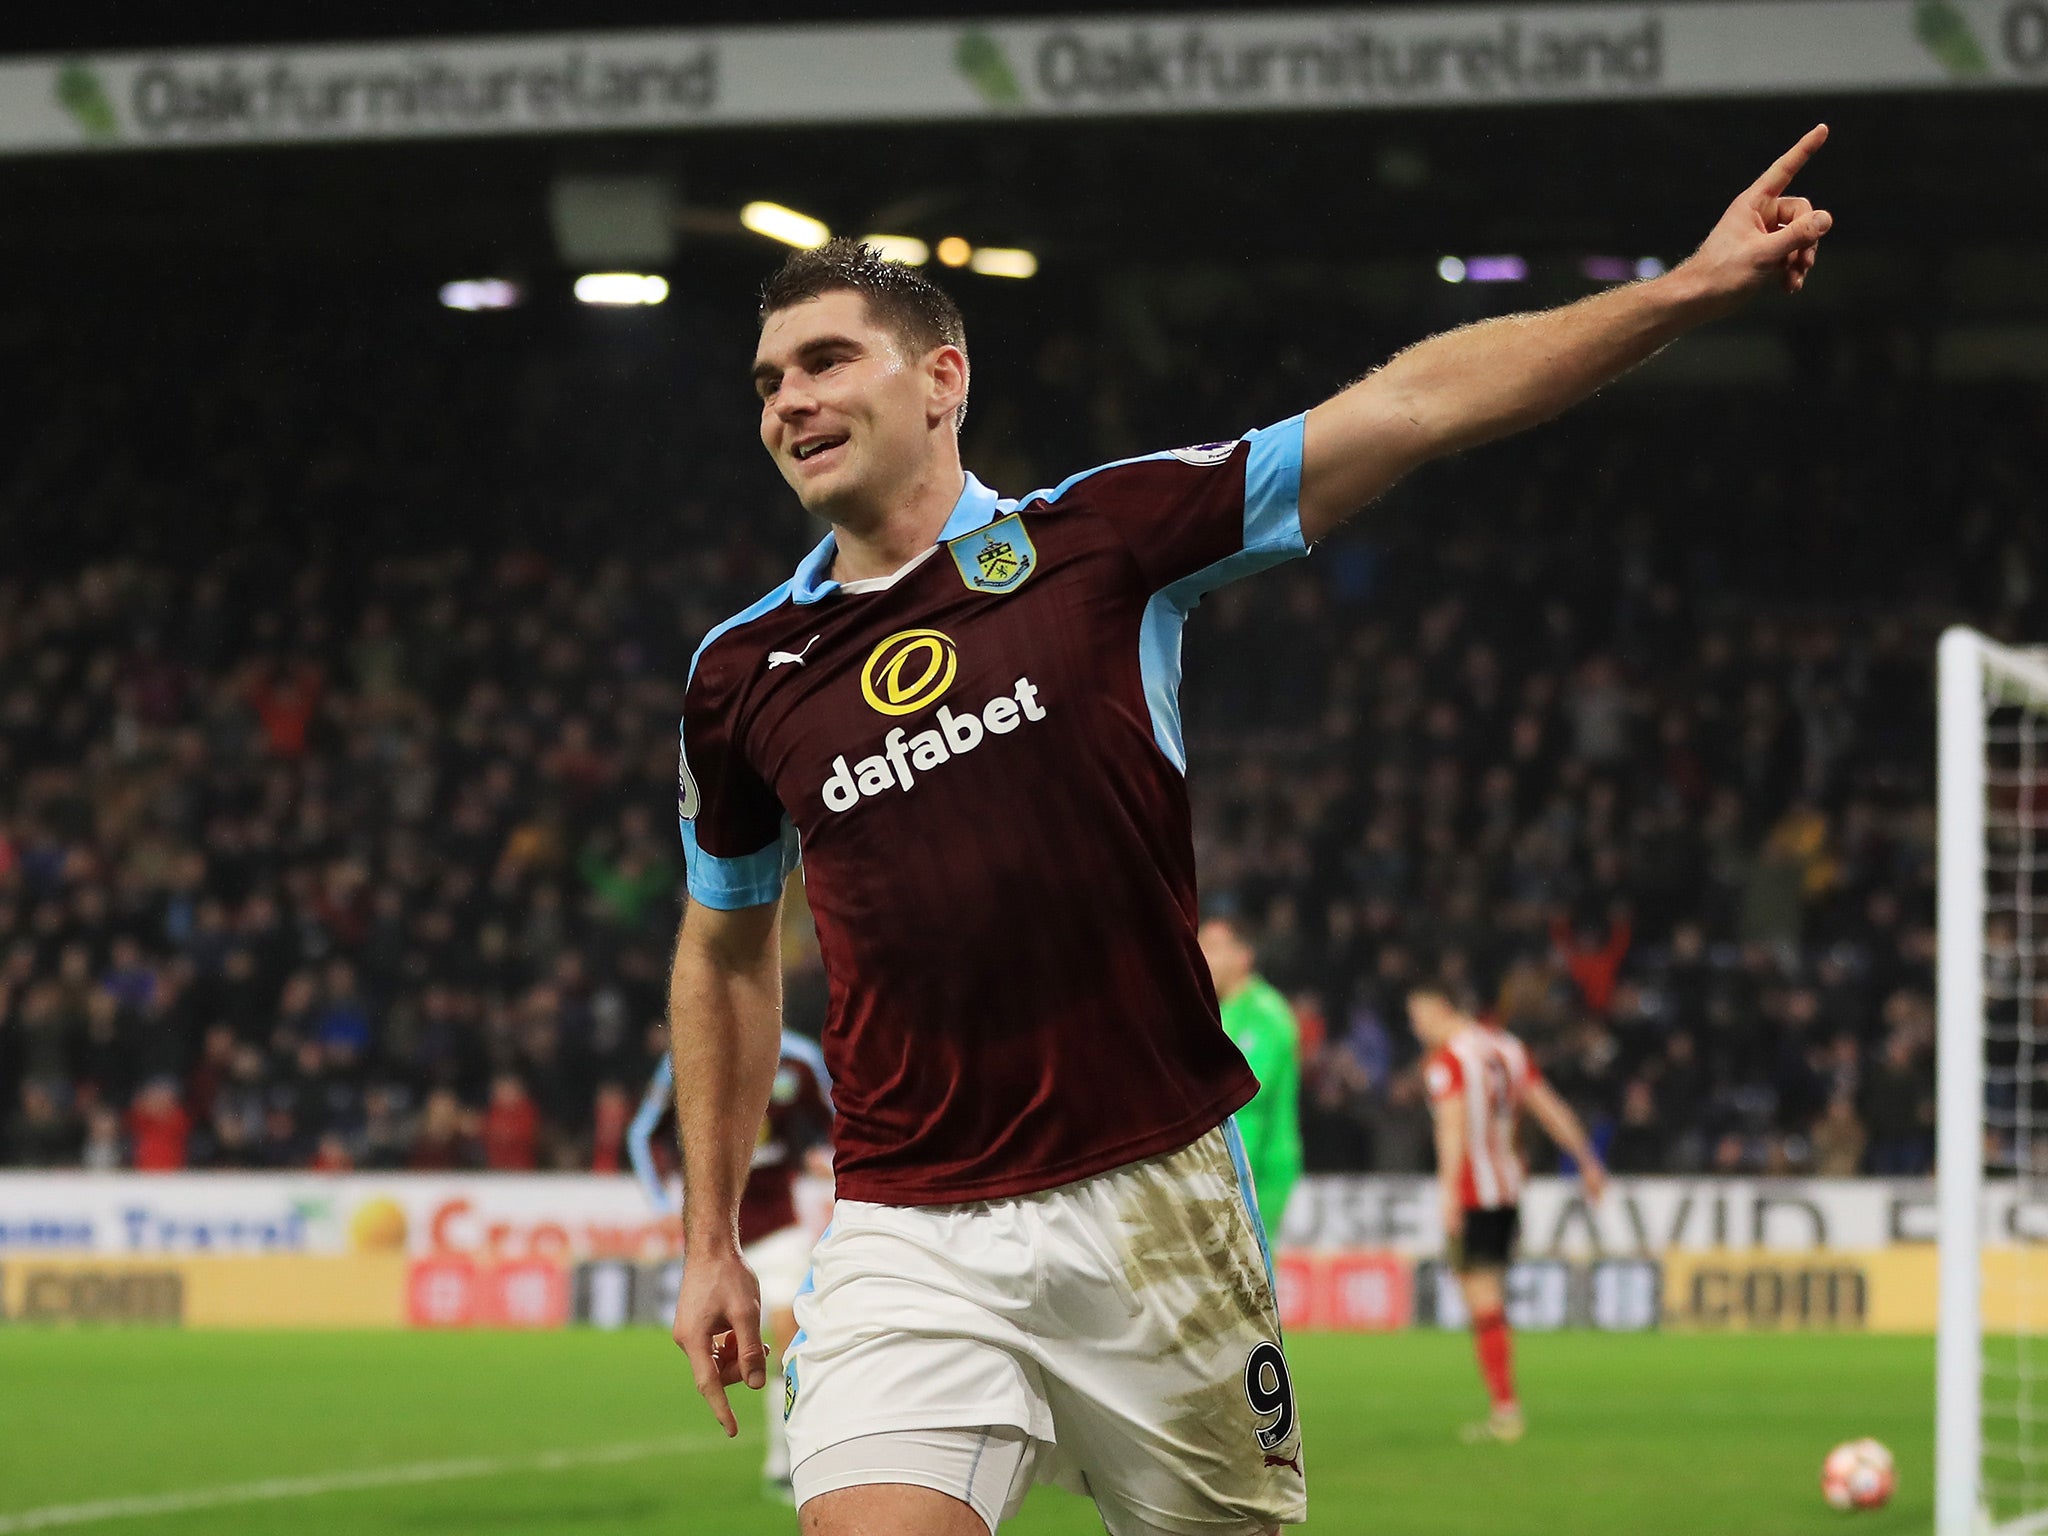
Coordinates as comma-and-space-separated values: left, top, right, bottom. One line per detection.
1605, 1078, 1666, 1174
1810, 1093, 1869, 1176
258, 1105, 306, 1169
8, 1080, 80, 1166
1861, 1034, 1935, 1175
1551, 905, 1634, 1019
482, 1074, 540, 1171
315, 961, 372, 1056
80, 1107, 124, 1171
589, 1082, 633, 1174
358, 1087, 414, 1170
411, 1089, 483, 1171
126, 1079, 190, 1171
102, 936, 157, 1011
0, 281, 2037, 1175
1363, 1067, 1434, 1175
244, 658, 323, 761
580, 813, 677, 930
1299, 1034, 1373, 1172
199, 1101, 260, 1169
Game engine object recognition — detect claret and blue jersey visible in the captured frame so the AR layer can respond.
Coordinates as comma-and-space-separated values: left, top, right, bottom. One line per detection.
679, 415, 1309, 1206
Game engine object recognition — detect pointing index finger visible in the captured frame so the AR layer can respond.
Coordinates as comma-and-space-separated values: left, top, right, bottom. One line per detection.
680, 1327, 741, 1437
1751, 123, 1829, 201
697, 1356, 740, 1437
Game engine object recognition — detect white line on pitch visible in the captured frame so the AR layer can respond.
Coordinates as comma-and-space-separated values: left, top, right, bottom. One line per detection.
0, 1436, 718, 1533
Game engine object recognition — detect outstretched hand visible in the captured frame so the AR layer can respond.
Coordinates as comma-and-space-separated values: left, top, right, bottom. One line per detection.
1681, 124, 1834, 307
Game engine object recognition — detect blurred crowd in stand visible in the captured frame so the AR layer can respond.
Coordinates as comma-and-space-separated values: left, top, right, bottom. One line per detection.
2, 278, 2043, 1178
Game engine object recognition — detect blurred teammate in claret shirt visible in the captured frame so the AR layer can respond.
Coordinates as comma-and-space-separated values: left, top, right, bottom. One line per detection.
632, 1035, 830, 1503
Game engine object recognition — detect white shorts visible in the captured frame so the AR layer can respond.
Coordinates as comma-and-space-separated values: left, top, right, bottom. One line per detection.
744, 1223, 815, 1316
784, 1124, 1306, 1535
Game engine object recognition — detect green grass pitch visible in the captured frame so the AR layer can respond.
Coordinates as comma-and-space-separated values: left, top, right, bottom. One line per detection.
3, 1328, 1929, 1533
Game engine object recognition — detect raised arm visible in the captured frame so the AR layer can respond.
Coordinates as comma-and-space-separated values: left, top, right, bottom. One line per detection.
1524, 1077, 1609, 1204
668, 894, 785, 1438
1297, 125, 1834, 542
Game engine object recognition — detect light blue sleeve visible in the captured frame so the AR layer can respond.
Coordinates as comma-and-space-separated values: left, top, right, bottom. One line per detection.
676, 712, 800, 911
1136, 414, 1310, 773
1007, 413, 1308, 598
626, 1056, 676, 1213
680, 816, 799, 911
1223, 411, 1310, 593
677, 581, 803, 911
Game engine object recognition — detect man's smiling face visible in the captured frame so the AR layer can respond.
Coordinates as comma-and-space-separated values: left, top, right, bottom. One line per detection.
754, 290, 952, 525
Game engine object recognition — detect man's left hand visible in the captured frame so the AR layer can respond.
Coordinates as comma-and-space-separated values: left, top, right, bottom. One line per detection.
1679, 123, 1835, 309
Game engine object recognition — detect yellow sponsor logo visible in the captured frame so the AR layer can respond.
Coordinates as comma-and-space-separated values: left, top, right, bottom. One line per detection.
1662, 1252, 1868, 1331
860, 629, 958, 717
0, 1255, 410, 1329
350, 1196, 409, 1253
8, 1266, 185, 1324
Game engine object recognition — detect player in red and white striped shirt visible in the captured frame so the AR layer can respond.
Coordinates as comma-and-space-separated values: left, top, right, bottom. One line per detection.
1409, 983, 1606, 1443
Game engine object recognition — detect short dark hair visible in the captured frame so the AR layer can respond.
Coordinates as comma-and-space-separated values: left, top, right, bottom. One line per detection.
758, 239, 968, 431
758, 236, 967, 361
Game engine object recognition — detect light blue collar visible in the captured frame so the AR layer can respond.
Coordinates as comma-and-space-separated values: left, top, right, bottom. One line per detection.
790, 472, 1004, 605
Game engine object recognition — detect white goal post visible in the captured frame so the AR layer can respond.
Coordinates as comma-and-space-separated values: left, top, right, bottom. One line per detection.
1939, 626, 2048, 1536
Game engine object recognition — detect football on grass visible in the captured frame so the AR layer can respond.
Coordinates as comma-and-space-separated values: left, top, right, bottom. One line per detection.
1822, 1439, 1896, 1511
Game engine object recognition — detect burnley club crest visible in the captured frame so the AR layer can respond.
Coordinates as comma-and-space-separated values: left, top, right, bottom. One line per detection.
947, 514, 1037, 595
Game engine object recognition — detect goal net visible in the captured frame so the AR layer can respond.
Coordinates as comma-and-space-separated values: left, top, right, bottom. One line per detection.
1940, 627, 2048, 1536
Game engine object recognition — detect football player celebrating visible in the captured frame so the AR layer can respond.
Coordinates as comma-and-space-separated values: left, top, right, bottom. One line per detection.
671, 128, 1829, 1534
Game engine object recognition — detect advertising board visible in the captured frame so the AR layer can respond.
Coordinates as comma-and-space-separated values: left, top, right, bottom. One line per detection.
3, 3, 2043, 157
0, 1173, 683, 1260
2, 1174, 1982, 1259
4, 1174, 2030, 1332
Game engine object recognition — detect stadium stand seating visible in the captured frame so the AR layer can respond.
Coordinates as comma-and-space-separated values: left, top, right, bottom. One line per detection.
2, 282, 2042, 1175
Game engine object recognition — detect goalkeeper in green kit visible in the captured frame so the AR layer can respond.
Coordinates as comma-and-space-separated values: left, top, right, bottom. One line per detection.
1199, 914, 1305, 1244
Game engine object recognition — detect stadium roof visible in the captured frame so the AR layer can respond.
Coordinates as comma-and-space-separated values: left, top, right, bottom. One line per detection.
0, 1, 2041, 347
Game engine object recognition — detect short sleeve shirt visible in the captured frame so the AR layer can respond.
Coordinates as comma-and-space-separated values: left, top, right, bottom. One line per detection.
680, 418, 1309, 1204
1426, 1024, 1541, 1210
